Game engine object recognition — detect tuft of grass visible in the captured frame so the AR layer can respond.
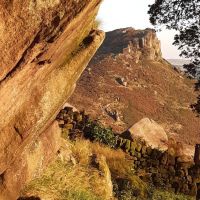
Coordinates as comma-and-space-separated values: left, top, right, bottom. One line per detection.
60, 189, 101, 200
90, 142, 133, 177
20, 159, 103, 200
71, 139, 92, 166
21, 139, 115, 200
151, 189, 195, 200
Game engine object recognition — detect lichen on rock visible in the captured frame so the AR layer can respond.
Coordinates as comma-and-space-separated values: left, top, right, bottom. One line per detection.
0, 0, 104, 199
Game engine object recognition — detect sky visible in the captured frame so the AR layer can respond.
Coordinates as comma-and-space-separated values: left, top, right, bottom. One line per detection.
97, 0, 181, 59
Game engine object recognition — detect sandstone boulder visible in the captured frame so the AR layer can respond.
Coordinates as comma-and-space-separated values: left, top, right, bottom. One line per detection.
126, 118, 168, 151
0, 0, 104, 198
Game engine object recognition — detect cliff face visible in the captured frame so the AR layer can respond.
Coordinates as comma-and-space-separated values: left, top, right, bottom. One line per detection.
98, 27, 162, 62
0, 1, 104, 199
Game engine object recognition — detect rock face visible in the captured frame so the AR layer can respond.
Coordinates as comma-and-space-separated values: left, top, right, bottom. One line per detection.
98, 27, 162, 62
126, 118, 168, 151
0, 0, 104, 199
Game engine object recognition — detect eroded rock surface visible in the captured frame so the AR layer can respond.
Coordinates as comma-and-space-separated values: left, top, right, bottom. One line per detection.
0, 0, 104, 199
126, 118, 168, 151
98, 27, 162, 62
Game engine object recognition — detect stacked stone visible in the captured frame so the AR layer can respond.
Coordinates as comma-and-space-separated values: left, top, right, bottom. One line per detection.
56, 107, 86, 139
56, 107, 200, 198
117, 137, 200, 196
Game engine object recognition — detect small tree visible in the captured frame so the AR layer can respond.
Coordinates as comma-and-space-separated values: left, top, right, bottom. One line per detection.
148, 0, 200, 78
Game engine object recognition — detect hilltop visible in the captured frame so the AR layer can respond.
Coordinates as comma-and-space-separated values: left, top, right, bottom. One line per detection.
69, 27, 200, 147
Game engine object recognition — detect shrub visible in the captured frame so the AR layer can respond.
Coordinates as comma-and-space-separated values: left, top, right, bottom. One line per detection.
84, 120, 117, 148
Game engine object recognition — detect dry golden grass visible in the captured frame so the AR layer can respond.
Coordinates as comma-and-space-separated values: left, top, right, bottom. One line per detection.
90, 142, 133, 178
71, 139, 92, 166
21, 160, 100, 200
21, 140, 114, 200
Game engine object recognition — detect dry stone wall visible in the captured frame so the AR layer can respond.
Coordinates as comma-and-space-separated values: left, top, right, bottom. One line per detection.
118, 138, 200, 197
57, 106, 200, 199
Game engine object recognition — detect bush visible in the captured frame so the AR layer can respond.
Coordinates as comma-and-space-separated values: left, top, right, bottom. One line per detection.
84, 120, 117, 148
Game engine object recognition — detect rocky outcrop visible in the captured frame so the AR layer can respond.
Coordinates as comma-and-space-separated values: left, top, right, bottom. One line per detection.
0, 0, 104, 199
98, 27, 162, 62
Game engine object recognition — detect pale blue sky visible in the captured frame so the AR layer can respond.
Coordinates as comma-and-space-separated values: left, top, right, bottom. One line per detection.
97, 0, 181, 59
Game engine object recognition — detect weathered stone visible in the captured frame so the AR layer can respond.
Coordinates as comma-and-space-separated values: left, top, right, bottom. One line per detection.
189, 183, 197, 196
117, 137, 124, 148
160, 152, 168, 165
136, 143, 142, 152
63, 123, 74, 130
141, 146, 147, 155
0, 0, 104, 198
134, 152, 142, 159
61, 128, 70, 139
168, 166, 176, 176
73, 112, 83, 122
58, 120, 65, 126
94, 154, 113, 199
146, 147, 152, 155
0, 121, 62, 199
98, 28, 162, 61
131, 141, 137, 151
125, 140, 131, 153
127, 118, 168, 151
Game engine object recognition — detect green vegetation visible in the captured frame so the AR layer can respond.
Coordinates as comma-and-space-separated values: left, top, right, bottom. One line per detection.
54, 108, 197, 200
149, 0, 200, 78
84, 120, 117, 148
151, 189, 194, 200
59, 189, 101, 200
21, 160, 103, 200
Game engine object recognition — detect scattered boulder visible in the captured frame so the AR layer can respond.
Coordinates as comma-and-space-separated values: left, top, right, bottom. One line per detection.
115, 77, 128, 87
105, 108, 120, 122
125, 118, 168, 151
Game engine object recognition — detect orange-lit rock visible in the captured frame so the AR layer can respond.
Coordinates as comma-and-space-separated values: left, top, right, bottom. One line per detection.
0, 0, 104, 198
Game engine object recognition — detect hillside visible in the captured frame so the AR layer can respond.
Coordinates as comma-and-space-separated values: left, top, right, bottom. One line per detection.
69, 27, 200, 147
18, 28, 200, 200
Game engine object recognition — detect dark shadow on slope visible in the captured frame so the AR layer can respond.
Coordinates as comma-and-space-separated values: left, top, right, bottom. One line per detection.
191, 80, 200, 116
17, 197, 41, 200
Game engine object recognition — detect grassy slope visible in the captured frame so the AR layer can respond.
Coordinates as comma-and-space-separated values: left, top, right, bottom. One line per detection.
20, 139, 194, 200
